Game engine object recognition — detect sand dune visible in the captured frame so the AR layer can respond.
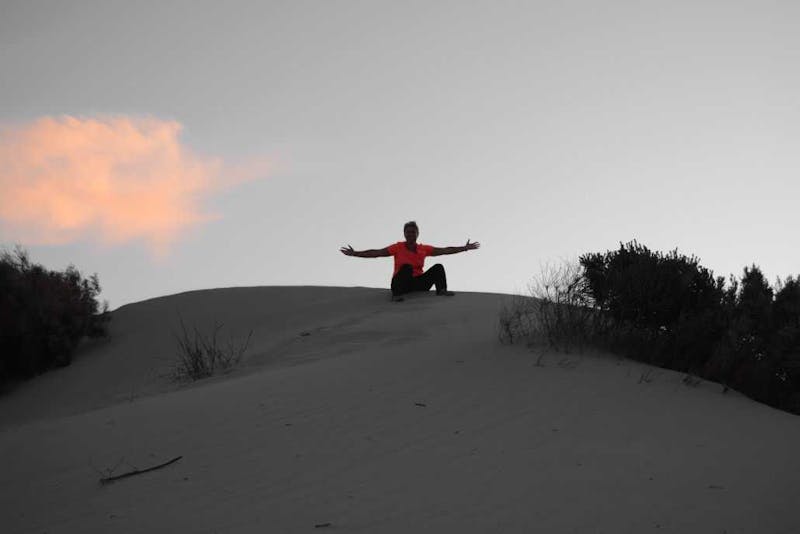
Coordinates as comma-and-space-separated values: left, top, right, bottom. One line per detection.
1, 286, 799, 533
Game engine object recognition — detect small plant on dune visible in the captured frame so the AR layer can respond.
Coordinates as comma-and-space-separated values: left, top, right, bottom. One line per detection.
638, 369, 655, 384
499, 260, 599, 353
682, 373, 702, 387
498, 293, 537, 345
173, 316, 252, 381
528, 260, 599, 352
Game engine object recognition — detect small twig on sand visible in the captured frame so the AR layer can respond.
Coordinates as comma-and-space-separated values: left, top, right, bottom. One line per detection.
99, 455, 183, 485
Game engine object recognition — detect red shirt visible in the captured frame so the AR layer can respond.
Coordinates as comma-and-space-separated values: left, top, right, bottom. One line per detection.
387, 242, 434, 277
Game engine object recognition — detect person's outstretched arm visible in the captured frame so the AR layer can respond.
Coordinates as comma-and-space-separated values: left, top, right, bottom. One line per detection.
431, 239, 480, 256
340, 245, 391, 258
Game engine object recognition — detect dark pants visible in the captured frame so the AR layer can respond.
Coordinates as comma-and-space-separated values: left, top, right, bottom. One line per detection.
391, 263, 448, 296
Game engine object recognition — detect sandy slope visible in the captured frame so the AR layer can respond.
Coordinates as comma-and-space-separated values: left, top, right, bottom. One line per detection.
1, 286, 799, 533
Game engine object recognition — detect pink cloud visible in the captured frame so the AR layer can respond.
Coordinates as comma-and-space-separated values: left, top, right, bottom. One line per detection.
0, 115, 267, 256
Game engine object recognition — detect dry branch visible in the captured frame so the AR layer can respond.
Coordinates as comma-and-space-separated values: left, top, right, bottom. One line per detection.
99, 455, 183, 485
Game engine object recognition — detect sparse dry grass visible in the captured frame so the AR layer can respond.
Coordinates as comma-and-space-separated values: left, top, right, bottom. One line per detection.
499, 259, 600, 353
173, 317, 252, 381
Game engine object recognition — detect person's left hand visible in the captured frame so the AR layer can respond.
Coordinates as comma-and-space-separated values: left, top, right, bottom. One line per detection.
465, 239, 480, 251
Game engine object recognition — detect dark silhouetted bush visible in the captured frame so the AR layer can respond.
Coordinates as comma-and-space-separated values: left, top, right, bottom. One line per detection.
767, 276, 800, 410
503, 241, 800, 415
579, 241, 726, 372
0, 246, 109, 384
722, 266, 775, 401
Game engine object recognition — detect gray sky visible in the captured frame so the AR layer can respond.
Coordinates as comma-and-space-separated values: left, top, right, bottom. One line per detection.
1, 0, 798, 308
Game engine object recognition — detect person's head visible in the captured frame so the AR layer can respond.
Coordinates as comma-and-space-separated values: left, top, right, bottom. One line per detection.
403, 221, 419, 243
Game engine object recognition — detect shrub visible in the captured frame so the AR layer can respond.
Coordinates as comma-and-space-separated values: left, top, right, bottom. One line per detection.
173, 317, 252, 381
497, 293, 537, 345
0, 246, 109, 383
579, 241, 726, 372
499, 260, 600, 353
507, 241, 800, 415
528, 260, 599, 352
774, 276, 800, 330
760, 275, 800, 408
773, 277, 800, 377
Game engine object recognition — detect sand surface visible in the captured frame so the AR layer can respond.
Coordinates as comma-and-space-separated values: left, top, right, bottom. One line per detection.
1, 286, 799, 533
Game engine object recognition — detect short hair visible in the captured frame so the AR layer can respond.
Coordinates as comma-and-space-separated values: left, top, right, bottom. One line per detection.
403, 220, 418, 232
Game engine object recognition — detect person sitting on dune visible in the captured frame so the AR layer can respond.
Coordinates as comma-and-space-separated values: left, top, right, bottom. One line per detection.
340, 220, 480, 302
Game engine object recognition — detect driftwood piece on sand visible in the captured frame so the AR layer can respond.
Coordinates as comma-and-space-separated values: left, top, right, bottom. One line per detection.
99, 455, 183, 485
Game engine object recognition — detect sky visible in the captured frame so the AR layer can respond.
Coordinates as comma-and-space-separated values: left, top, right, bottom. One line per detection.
1, 0, 798, 310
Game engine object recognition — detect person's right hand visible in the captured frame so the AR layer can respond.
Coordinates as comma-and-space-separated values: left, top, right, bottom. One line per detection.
340, 245, 356, 256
